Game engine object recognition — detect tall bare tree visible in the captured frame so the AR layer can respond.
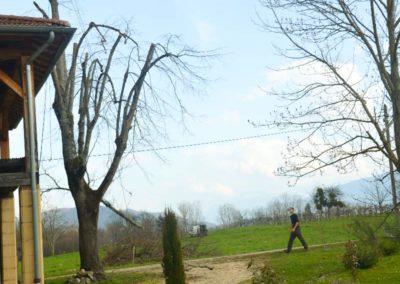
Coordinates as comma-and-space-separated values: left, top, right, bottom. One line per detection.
42, 0, 210, 278
218, 203, 243, 228
42, 207, 67, 256
177, 201, 202, 233
258, 1, 400, 213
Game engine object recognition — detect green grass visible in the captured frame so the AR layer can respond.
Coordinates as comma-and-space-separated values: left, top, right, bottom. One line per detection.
45, 272, 161, 284
240, 244, 400, 283
44, 251, 81, 277
42, 215, 396, 282
183, 216, 374, 258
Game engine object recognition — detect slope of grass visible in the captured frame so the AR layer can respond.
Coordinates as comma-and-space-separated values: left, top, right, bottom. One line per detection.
241, 245, 400, 283
44, 252, 80, 277
184, 216, 377, 258
43, 215, 392, 280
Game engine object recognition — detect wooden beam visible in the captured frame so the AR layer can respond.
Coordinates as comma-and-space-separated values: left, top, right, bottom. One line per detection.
0, 172, 31, 187
0, 112, 10, 159
0, 69, 22, 97
0, 49, 25, 60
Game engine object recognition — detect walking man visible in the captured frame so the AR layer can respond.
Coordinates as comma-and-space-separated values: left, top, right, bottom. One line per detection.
284, 207, 308, 253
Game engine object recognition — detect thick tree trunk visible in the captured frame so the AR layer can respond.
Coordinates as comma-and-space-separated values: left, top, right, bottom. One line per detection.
72, 186, 105, 279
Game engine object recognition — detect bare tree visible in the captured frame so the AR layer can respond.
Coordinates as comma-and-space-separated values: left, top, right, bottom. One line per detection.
177, 201, 203, 233
42, 207, 67, 256
177, 202, 191, 233
218, 203, 243, 228
353, 180, 391, 213
258, 0, 400, 214
39, 0, 211, 278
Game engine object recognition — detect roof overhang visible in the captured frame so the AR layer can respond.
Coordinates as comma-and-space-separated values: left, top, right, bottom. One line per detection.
0, 15, 76, 129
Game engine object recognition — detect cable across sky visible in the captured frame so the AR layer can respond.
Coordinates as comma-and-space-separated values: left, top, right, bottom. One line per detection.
40, 128, 308, 162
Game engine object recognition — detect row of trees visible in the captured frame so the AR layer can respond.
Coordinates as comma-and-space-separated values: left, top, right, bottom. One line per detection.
36, 185, 393, 263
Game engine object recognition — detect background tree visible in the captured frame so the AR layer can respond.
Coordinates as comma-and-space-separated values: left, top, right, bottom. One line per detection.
313, 187, 327, 217
162, 209, 186, 284
353, 179, 391, 213
42, 207, 68, 256
40, 0, 210, 278
325, 186, 345, 217
303, 203, 313, 221
177, 201, 203, 233
258, 0, 400, 214
218, 203, 243, 228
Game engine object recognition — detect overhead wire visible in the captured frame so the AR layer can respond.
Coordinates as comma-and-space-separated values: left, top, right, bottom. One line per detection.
39, 127, 309, 162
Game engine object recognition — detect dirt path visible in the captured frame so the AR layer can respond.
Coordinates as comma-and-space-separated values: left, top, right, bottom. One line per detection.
104, 242, 346, 284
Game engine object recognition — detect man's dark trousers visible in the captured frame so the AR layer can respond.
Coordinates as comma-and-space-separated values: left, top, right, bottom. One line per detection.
287, 227, 308, 252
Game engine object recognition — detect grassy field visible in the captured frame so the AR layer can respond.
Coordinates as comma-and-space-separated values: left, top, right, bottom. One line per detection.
238, 244, 400, 284
182, 216, 386, 258
43, 215, 398, 283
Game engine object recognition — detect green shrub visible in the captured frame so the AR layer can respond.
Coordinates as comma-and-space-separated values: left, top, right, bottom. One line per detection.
342, 240, 358, 279
384, 222, 400, 242
357, 245, 379, 269
161, 209, 186, 284
378, 238, 398, 256
343, 241, 358, 270
349, 219, 378, 247
248, 260, 284, 284
343, 240, 379, 271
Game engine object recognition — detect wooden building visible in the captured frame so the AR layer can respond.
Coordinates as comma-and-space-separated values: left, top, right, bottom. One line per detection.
0, 15, 75, 283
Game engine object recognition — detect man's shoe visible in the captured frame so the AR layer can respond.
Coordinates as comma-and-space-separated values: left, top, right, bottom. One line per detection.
304, 247, 308, 251
283, 249, 290, 253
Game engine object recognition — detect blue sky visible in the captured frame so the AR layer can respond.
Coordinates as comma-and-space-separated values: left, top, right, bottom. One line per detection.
3, 1, 377, 222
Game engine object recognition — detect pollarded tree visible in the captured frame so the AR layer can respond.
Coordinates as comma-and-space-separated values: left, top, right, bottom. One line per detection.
40, 0, 211, 279
259, 0, 400, 212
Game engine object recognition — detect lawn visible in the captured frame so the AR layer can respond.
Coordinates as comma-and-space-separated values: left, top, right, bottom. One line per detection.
182, 216, 385, 258
43, 215, 396, 283
240, 244, 400, 283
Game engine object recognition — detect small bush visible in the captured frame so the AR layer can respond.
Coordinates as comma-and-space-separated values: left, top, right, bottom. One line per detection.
378, 238, 398, 256
343, 241, 358, 271
248, 260, 284, 284
357, 245, 379, 269
343, 240, 379, 271
349, 219, 378, 247
384, 222, 400, 242
343, 240, 358, 279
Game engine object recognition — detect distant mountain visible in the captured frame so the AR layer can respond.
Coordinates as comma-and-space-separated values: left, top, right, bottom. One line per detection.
57, 206, 161, 229
54, 206, 217, 229
339, 175, 399, 204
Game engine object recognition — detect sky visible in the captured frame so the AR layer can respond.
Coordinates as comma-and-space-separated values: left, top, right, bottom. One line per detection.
2, 0, 378, 223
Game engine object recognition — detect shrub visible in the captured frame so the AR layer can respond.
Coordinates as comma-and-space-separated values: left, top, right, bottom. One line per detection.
342, 240, 358, 279
378, 238, 398, 256
384, 222, 400, 242
162, 209, 186, 284
343, 240, 379, 271
248, 260, 284, 284
343, 241, 358, 270
357, 245, 379, 269
348, 219, 378, 247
